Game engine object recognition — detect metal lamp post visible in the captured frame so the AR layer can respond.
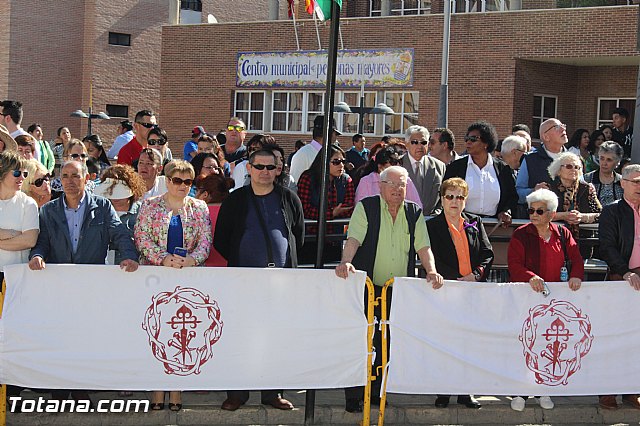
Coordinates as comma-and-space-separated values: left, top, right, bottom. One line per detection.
333, 101, 395, 134
70, 108, 110, 137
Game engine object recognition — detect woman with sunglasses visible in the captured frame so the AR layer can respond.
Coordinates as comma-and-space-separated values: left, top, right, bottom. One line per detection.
354, 144, 422, 207
426, 178, 493, 410
0, 151, 39, 278
83, 134, 111, 171
197, 134, 230, 176
507, 187, 584, 412
51, 139, 95, 198
444, 121, 517, 227
134, 159, 212, 412
547, 152, 601, 237
22, 159, 52, 208
297, 144, 355, 263
147, 125, 173, 164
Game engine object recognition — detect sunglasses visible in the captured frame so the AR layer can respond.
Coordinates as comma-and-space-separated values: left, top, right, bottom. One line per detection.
410, 139, 428, 146
169, 177, 194, 186
464, 135, 482, 143
227, 125, 245, 132
561, 164, 581, 170
250, 163, 277, 171
147, 138, 167, 146
443, 194, 466, 200
33, 174, 51, 187
528, 208, 547, 215
70, 153, 88, 160
12, 170, 28, 178
331, 159, 346, 165
137, 122, 155, 129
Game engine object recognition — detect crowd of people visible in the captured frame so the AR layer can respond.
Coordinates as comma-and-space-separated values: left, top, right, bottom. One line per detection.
0, 96, 639, 414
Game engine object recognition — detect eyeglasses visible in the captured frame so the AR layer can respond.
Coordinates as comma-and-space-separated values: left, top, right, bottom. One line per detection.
544, 123, 567, 134
381, 180, 407, 189
227, 125, 245, 132
623, 178, 640, 185
250, 163, 277, 171
527, 208, 547, 215
331, 159, 346, 165
561, 164, 582, 170
70, 153, 88, 160
464, 135, 482, 143
136, 122, 155, 129
12, 170, 28, 178
409, 139, 428, 146
443, 194, 466, 201
33, 174, 51, 187
147, 138, 167, 146
169, 177, 193, 186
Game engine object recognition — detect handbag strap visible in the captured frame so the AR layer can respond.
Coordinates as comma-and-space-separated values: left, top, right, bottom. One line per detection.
557, 223, 570, 266
249, 189, 276, 267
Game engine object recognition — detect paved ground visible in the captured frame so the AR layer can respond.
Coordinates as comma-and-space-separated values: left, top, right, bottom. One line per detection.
5, 389, 640, 425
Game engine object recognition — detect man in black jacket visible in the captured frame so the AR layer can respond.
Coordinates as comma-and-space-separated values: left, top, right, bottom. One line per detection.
598, 163, 640, 410
214, 149, 304, 411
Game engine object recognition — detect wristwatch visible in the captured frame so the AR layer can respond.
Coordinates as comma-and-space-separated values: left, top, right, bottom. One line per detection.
473, 269, 482, 281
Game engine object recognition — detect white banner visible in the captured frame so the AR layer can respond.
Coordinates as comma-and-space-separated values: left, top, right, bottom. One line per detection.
386, 278, 640, 396
0, 265, 367, 391
236, 49, 414, 88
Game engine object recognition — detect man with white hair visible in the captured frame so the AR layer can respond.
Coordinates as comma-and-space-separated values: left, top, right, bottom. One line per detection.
597, 162, 640, 410
401, 125, 446, 215
500, 135, 528, 172
336, 165, 443, 413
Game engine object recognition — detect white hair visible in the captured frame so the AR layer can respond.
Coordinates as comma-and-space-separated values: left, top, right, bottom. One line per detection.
622, 163, 640, 179
526, 188, 558, 212
379, 165, 408, 182
501, 135, 527, 154
405, 125, 429, 143
547, 152, 582, 180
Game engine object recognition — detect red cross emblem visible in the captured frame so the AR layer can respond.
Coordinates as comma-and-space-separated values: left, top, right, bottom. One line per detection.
142, 286, 223, 375
519, 299, 593, 386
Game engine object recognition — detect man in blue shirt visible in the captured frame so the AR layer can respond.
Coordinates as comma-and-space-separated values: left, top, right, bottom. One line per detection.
345, 133, 369, 177
183, 125, 205, 161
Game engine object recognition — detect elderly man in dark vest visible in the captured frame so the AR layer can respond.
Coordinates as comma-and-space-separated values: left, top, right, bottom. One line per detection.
335, 165, 443, 413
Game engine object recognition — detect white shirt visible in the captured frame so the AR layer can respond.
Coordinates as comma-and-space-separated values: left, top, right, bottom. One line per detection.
143, 176, 167, 200
464, 155, 500, 216
408, 153, 421, 174
290, 140, 322, 183
230, 160, 249, 192
0, 191, 39, 271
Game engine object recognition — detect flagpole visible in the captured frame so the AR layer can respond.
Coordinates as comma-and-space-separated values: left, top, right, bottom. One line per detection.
305, 1, 341, 425
313, 11, 322, 50
290, 1, 301, 51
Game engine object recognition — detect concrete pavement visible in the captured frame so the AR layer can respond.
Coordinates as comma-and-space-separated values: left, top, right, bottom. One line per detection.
6, 389, 640, 425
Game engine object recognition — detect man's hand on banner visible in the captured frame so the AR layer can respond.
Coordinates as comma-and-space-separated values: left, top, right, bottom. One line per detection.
568, 277, 581, 291
119, 259, 139, 272
28, 256, 46, 270
426, 272, 443, 289
335, 261, 356, 279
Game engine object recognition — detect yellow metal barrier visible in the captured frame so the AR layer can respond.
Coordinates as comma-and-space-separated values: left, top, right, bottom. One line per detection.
361, 277, 376, 426
1, 278, 6, 426
377, 278, 394, 426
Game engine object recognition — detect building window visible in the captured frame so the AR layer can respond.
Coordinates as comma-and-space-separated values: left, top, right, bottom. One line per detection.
597, 97, 635, 129
106, 104, 129, 118
532, 95, 557, 139
384, 91, 419, 135
108, 32, 131, 47
454, 0, 515, 13
307, 92, 325, 132
234, 91, 264, 131
181, 0, 202, 11
272, 92, 304, 132
370, 0, 430, 15
338, 91, 378, 135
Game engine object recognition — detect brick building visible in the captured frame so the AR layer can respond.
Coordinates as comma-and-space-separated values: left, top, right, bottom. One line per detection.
161, 3, 640, 155
0, 0, 287, 145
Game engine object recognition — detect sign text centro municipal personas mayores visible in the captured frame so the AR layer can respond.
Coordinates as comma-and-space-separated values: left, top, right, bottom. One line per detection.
236, 49, 414, 88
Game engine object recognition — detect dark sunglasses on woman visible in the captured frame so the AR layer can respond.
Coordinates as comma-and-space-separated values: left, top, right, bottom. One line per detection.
12, 170, 28, 178
170, 177, 193, 186
527, 208, 547, 215
33, 174, 51, 187
147, 138, 167, 146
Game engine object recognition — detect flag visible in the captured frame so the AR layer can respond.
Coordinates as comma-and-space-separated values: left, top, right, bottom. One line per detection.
287, 0, 295, 19
305, 0, 342, 21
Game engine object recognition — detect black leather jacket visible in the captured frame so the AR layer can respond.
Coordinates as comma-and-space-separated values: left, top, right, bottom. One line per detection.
598, 199, 634, 276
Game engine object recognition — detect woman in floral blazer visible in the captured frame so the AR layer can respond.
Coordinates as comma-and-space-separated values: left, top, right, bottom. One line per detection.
133, 159, 212, 411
